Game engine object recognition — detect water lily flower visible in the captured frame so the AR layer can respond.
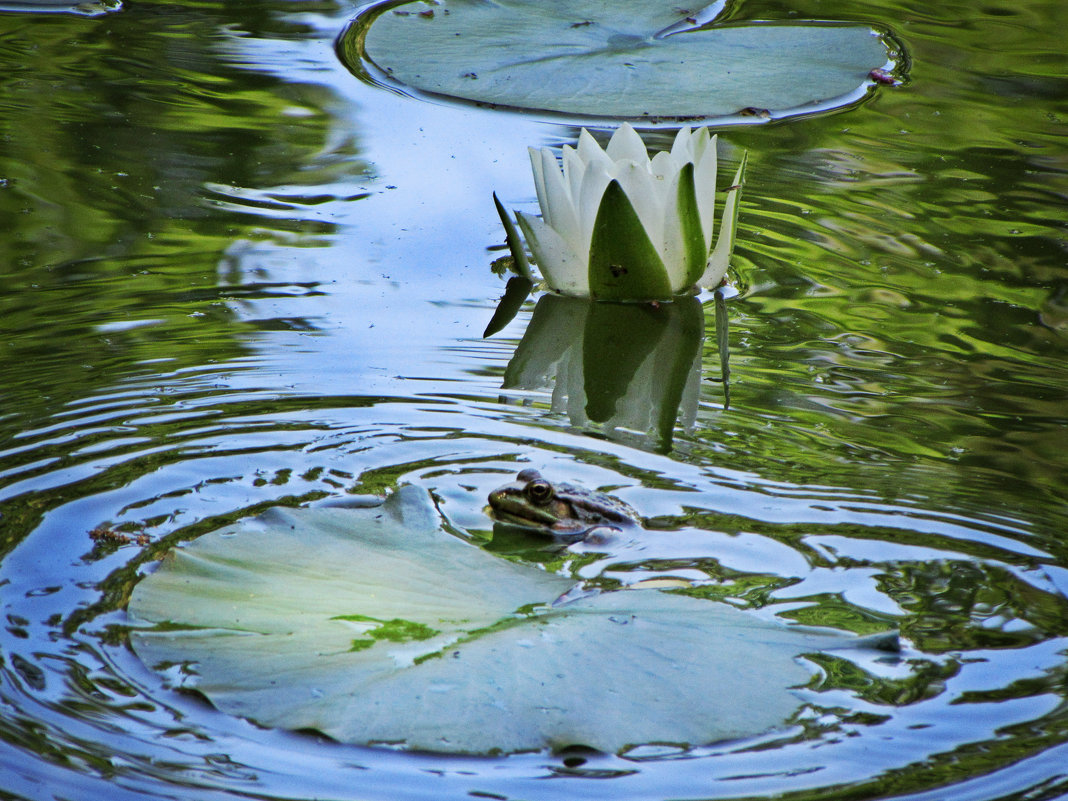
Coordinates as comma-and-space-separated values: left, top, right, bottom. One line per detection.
505, 123, 746, 302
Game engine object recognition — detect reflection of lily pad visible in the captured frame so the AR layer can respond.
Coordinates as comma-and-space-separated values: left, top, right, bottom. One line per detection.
0, 0, 120, 16
342, 0, 900, 122
129, 486, 894, 754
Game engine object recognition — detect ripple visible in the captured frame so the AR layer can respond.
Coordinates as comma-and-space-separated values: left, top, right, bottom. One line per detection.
2, 381, 1067, 799
2, 0, 1067, 797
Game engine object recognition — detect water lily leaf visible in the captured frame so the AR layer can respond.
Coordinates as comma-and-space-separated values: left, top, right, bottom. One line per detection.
343, 0, 899, 122
129, 486, 895, 754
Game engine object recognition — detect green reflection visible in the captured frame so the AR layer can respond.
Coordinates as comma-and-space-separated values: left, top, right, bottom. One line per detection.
671, 0, 1068, 532
879, 560, 1068, 652
0, 0, 368, 428
0, 0, 1066, 794
501, 294, 705, 451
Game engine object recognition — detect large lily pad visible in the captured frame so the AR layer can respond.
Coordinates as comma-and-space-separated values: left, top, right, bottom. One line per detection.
342, 0, 900, 122
129, 486, 895, 754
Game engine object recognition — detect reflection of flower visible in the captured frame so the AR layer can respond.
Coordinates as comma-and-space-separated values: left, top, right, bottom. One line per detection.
511, 123, 745, 301
502, 294, 704, 448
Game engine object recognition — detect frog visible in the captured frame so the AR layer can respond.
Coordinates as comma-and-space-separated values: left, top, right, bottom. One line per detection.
487, 469, 640, 541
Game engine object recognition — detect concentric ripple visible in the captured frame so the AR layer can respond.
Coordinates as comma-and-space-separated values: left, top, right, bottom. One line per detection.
1, 0, 1067, 799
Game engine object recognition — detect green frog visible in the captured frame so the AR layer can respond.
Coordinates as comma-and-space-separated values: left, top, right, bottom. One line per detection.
487, 469, 640, 540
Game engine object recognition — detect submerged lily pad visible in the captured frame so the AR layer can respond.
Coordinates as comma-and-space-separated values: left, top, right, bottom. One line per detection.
129, 486, 895, 754
342, 0, 901, 122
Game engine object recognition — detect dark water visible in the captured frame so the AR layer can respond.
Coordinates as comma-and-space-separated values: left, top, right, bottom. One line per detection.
1, 0, 1066, 799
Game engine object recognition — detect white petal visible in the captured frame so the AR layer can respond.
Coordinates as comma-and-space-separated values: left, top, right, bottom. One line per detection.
605, 122, 649, 165
650, 150, 681, 208
670, 126, 695, 163
576, 158, 614, 249
694, 134, 719, 245
516, 211, 588, 296
658, 170, 689, 290
614, 161, 666, 256
650, 149, 681, 178
539, 147, 580, 247
689, 127, 712, 163
528, 147, 549, 219
576, 128, 613, 172
562, 145, 585, 211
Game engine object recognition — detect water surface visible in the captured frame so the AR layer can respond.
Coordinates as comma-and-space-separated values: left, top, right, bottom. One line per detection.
1, 0, 1066, 799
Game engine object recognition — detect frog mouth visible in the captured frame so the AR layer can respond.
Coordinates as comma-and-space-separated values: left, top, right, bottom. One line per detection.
484, 505, 556, 529
485, 506, 613, 544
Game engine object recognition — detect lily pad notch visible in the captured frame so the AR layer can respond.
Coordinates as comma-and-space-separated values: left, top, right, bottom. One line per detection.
340, 0, 905, 124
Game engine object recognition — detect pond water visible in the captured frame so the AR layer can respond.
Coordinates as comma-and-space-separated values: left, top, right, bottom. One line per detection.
1, 0, 1067, 799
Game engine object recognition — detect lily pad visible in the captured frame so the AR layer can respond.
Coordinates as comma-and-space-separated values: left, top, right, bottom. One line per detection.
341, 0, 901, 122
129, 486, 895, 754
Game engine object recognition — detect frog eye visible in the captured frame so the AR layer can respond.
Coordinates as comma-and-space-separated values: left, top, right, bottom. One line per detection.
524, 479, 554, 505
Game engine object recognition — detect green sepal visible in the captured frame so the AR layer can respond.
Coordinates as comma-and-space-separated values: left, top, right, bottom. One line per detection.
492, 192, 533, 281
676, 161, 707, 287
483, 275, 534, 338
720, 152, 747, 260
701, 150, 748, 288
588, 180, 672, 301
